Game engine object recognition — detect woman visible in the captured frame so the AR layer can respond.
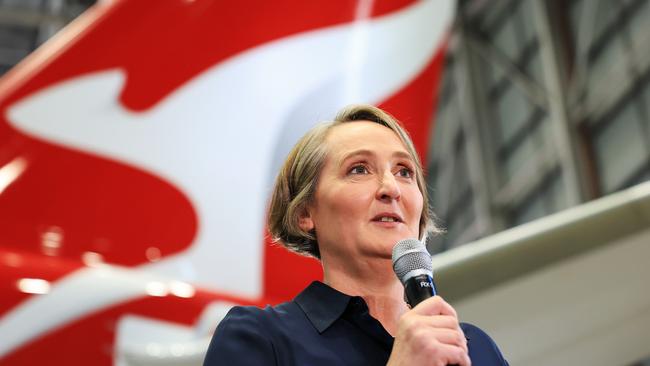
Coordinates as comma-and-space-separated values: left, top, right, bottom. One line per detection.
203, 105, 508, 365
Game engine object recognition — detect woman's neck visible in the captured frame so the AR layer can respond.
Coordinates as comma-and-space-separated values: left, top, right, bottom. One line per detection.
321, 256, 409, 336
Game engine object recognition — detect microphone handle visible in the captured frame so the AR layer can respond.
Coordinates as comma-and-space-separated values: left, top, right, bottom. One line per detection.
403, 273, 436, 307
404, 275, 459, 366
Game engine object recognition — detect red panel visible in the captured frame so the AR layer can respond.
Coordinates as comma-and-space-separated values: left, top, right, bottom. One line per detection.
0, 144, 197, 267
0, 0, 415, 111
262, 229, 323, 303
0, 1, 449, 364
1, 288, 259, 366
0, 249, 82, 314
0, 0, 417, 273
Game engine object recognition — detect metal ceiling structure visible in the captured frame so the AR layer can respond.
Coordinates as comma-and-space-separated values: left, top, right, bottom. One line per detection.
0, 0, 93, 74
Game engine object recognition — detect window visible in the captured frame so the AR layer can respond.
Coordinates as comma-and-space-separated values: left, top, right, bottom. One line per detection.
0, 0, 95, 76
428, 0, 649, 250
511, 170, 567, 225
592, 98, 649, 193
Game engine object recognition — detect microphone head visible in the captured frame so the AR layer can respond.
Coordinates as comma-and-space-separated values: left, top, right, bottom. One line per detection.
392, 238, 433, 285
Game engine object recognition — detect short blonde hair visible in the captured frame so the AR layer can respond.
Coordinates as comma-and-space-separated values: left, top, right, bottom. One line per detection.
268, 104, 438, 259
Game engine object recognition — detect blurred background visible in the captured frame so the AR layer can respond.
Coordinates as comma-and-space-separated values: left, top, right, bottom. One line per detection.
426, 0, 650, 252
0, 0, 648, 365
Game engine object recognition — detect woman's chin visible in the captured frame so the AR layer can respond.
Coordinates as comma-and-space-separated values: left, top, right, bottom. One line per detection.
372, 238, 409, 259
381, 233, 418, 247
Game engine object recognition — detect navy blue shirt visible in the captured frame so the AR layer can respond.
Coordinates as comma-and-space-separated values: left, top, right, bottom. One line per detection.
203, 281, 508, 365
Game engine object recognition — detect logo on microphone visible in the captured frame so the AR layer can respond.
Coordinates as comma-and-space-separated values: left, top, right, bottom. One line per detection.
419, 281, 432, 288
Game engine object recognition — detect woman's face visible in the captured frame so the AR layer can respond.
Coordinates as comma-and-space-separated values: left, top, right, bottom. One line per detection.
300, 121, 423, 261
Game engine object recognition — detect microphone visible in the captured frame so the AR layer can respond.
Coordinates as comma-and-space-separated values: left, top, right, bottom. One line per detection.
392, 238, 437, 307
393, 239, 462, 366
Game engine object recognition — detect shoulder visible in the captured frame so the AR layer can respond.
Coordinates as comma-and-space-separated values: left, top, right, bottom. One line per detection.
227, 302, 303, 329
219, 301, 301, 326
203, 303, 303, 366
212, 302, 301, 339
220, 305, 271, 326
460, 322, 509, 366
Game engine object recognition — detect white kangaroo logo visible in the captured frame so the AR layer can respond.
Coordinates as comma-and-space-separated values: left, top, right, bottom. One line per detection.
0, 0, 451, 358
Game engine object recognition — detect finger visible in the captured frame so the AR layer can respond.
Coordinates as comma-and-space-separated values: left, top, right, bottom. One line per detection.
425, 342, 471, 366
428, 328, 468, 353
411, 314, 459, 331
402, 317, 467, 354
457, 324, 469, 354
411, 296, 457, 317
409, 324, 467, 354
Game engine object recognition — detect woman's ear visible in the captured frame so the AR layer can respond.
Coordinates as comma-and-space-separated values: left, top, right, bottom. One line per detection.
298, 207, 314, 232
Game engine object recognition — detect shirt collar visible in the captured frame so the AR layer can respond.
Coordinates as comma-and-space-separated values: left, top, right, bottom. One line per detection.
294, 281, 352, 334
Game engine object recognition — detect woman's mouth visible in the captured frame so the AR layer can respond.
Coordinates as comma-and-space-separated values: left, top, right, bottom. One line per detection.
371, 213, 403, 225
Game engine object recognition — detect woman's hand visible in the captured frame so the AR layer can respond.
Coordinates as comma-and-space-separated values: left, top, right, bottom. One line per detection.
387, 296, 471, 366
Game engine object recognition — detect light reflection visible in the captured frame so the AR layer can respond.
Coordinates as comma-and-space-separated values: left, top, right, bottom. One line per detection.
144, 281, 168, 297
145, 247, 162, 262
41, 226, 63, 256
170, 343, 184, 357
81, 251, 104, 267
2, 252, 23, 267
145, 343, 163, 357
169, 281, 195, 298
0, 157, 28, 195
17, 278, 51, 294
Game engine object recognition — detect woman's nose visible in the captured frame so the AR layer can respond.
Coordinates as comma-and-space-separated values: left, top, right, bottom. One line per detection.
376, 171, 401, 201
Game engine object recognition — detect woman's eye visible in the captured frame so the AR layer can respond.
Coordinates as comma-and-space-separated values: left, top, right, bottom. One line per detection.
349, 165, 369, 175
397, 167, 413, 178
